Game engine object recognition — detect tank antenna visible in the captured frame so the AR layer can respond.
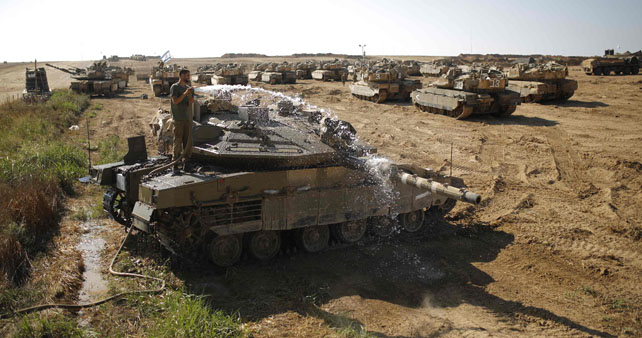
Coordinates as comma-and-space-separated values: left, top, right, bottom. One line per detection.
450, 142, 453, 177
86, 118, 92, 173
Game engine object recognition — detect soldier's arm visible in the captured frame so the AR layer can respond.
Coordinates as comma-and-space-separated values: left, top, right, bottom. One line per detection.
171, 85, 187, 105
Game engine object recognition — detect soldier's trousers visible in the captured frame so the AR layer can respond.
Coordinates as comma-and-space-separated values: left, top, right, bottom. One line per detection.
173, 119, 191, 160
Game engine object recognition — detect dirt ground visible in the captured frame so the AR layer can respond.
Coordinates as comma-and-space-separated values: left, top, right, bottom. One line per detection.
2, 58, 641, 337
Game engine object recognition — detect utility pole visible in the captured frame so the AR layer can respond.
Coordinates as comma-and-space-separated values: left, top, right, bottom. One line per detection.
358, 44, 366, 61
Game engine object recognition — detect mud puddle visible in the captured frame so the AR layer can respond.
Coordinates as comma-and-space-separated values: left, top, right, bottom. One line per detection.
76, 221, 109, 323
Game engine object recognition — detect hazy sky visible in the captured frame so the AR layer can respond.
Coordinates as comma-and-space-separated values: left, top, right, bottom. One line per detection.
1, 0, 641, 62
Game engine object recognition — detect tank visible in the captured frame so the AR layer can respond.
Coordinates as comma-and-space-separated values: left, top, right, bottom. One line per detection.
46, 61, 119, 97
312, 59, 347, 81
420, 60, 453, 77
149, 61, 185, 97
505, 62, 578, 103
193, 64, 248, 86
90, 86, 481, 267
401, 60, 421, 76
411, 67, 520, 119
582, 49, 640, 75
350, 59, 422, 103
23, 63, 51, 102
295, 61, 317, 79
248, 63, 296, 84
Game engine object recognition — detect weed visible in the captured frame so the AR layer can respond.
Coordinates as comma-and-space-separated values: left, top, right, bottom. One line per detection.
97, 134, 126, 164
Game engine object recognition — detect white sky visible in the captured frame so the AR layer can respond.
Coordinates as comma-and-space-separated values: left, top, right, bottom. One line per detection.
1, 0, 641, 62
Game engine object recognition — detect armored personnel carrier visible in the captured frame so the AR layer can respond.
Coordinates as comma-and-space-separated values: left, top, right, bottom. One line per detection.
505, 62, 578, 103
248, 63, 268, 82
261, 63, 297, 84
23, 64, 51, 102
411, 67, 520, 119
350, 60, 422, 103
194, 64, 248, 86
582, 49, 639, 75
312, 59, 347, 81
90, 87, 481, 267
47, 61, 119, 97
149, 61, 185, 97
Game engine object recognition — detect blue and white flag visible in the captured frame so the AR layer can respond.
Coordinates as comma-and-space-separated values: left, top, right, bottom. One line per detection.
161, 50, 172, 63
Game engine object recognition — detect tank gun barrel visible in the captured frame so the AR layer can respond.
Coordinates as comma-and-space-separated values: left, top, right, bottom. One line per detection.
396, 172, 481, 205
338, 155, 481, 205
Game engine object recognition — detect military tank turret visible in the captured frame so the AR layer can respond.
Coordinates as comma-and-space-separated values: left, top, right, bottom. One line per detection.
401, 60, 421, 76
91, 86, 481, 267
295, 61, 317, 79
420, 59, 454, 77
411, 67, 520, 119
249, 63, 296, 84
47, 61, 119, 97
350, 59, 422, 103
505, 62, 578, 103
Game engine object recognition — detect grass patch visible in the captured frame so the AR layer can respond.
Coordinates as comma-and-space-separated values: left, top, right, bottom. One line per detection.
0, 90, 88, 287
15, 313, 84, 338
148, 290, 244, 338
97, 135, 126, 164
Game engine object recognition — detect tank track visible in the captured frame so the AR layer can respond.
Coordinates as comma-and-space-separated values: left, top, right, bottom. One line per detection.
148, 203, 456, 267
352, 92, 387, 103
414, 102, 473, 120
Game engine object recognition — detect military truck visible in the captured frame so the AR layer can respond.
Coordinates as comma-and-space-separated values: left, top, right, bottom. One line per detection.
47, 61, 119, 97
90, 87, 481, 267
412, 67, 520, 119
149, 61, 184, 97
23, 63, 51, 102
505, 62, 578, 102
582, 49, 639, 75
350, 60, 422, 103
312, 60, 347, 81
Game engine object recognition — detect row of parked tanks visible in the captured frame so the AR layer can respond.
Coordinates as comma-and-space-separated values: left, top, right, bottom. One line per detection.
91, 88, 481, 267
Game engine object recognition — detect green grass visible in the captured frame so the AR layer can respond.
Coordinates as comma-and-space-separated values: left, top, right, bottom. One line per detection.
0, 89, 89, 287
97, 135, 126, 164
148, 290, 244, 338
15, 313, 84, 338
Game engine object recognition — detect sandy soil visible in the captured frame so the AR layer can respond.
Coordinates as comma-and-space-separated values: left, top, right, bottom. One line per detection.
2, 58, 641, 337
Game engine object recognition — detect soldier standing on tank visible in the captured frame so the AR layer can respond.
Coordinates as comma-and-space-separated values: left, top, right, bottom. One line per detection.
170, 69, 194, 175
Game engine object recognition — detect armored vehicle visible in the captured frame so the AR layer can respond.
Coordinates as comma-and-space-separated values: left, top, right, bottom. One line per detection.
582, 49, 639, 75
150, 61, 185, 96
411, 67, 520, 119
420, 60, 453, 77
312, 60, 347, 81
350, 61, 422, 103
505, 62, 578, 102
23, 63, 51, 102
194, 64, 248, 85
249, 62, 296, 84
91, 87, 481, 267
47, 61, 119, 97
295, 61, 316, 79
401, 60, 421, 76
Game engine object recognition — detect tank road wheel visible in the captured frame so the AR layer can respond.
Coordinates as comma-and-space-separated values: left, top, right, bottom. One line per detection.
368, 216, 395, 237
173, 211, 205, 253
331, 220, 367, 243
494, 105, 516, 118
375, 90, 388, 103
103, 188, 131, 226
400, 210, 425, 233
207, 235, 242, 267
633, 67, 640, 75
624, 67, 632, 75
448, 105, 473, 119
602, 68, 610, 76
593, 68, 602, 76
248, 231, 281, 261
295, 225, 330, 253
